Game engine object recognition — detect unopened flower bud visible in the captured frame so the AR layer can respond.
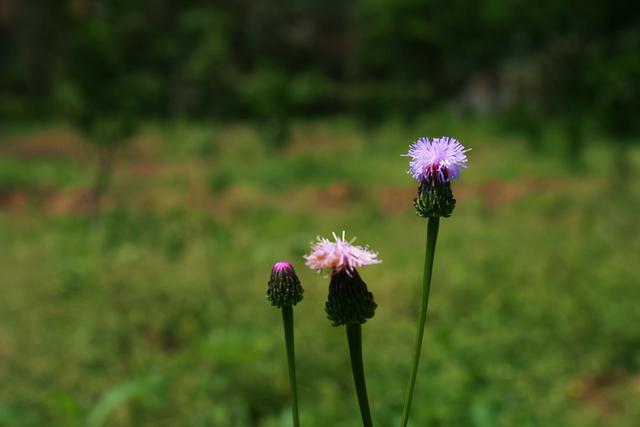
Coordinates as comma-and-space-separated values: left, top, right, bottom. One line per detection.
267, 262, 304, 308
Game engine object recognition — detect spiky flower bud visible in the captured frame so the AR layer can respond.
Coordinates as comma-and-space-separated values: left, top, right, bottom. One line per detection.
414, 180, 456, 218
326, 269, 377, 326
267, 262, 303, 308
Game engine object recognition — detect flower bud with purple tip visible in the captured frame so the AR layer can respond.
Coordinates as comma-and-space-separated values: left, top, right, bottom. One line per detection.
268, 261, 303, 426
267, 261, 304, 308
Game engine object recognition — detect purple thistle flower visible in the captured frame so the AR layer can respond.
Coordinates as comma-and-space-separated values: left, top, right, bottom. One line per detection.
405, 137, 470, 185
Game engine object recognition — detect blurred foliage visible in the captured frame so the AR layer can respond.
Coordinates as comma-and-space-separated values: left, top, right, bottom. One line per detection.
0, 117, 638, 426
1, 0, 639, 147
0, 0, 639, 425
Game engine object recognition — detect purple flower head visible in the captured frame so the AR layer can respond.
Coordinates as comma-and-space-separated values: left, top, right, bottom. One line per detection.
404, 137, 470, 184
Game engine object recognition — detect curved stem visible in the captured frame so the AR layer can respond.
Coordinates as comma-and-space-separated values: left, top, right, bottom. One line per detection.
400, 217, 440, 427
282, 306, 300, 427
347, 323, 374, 427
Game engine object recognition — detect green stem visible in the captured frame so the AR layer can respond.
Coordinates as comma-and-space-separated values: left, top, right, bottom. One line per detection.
347, 323, 374, 427
400, 217, 440, 427
282, 306, 300, 427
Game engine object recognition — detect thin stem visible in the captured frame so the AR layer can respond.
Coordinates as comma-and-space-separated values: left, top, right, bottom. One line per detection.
400, 217, 440, 427
347, 323, 374, 427
282, 306, 300, 427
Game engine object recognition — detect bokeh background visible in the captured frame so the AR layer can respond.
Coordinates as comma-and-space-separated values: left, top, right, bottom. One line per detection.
1, 1, 639, 426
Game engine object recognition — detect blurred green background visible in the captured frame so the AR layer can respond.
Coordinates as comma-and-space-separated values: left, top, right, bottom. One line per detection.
1, 1, 639, 426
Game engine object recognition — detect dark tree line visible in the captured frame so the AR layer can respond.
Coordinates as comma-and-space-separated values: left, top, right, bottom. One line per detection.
1, 0, 638, 144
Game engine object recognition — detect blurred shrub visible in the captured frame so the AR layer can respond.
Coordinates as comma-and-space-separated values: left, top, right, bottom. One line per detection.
209, 170, 233, 195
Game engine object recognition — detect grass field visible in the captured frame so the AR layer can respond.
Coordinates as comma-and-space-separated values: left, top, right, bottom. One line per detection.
0, 114, 639, 427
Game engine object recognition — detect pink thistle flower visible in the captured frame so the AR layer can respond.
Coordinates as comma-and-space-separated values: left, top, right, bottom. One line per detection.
304, 231, 381, 274
405, 137, 470, 184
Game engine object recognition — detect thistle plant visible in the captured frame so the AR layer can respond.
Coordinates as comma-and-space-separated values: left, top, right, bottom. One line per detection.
305, 232, 381, 427
400, 137, 470, 426
267, 261, 304, 427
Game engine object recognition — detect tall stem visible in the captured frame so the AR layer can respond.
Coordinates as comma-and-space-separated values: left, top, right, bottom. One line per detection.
282, 306, 300, 427
347, 323, 374, 427
400, 217, 440, 427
